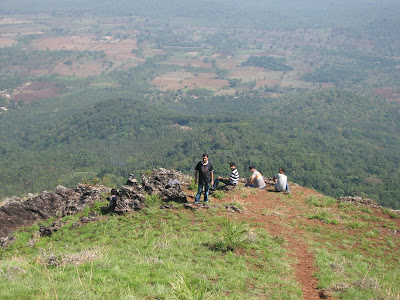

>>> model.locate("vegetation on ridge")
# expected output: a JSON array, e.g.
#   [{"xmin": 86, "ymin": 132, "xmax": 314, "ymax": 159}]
[{"xmin": 0, "ymin": 182, "xmax": 399, "ymax": 299}]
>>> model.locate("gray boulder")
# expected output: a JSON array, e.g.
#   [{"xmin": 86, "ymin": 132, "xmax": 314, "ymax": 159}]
[{"xmin": 141, "ymin": 168, "xmax": 190, "ymax": 203}]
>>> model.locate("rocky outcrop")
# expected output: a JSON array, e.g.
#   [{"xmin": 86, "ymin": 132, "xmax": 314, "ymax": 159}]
[
  {"xmin": 0, "ymin": 184, "xmax": 109, "ymax": 239},
  {"xmin": 117, "ymin": 174, "xmax": 146, "ymax": 213},
  {"xmin": 337, "ymin": 196, "xmax": 380, "ymax": 208},
  {"xmin": 141, "ymin": 168, "xmax": 190, "ymax": 203},
  {"xmin": 0, "ymin": 169, "xmax": 193, "ymax": 240}
]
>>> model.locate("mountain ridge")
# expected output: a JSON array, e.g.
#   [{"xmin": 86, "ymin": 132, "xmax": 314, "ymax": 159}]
[{"xmin": 1, "ymin": 168, "xmax": 399, "ymax": 299}]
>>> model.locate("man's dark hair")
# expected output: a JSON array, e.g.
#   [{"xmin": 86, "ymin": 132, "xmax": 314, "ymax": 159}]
[
  {"xmin": 111, "ymin": 188, "xmax": 118, "ymax": 195},
  {"xmin": 249, "ymin": 166, "xmax": 255, "ymax": 170},
  {"xmin": 202, "ymin": 153, "xmax": 208, "ymax": 157},
  {"xmin": 280, "ymin": 168, "xmax": 286, "ymax": 173},
  {"xmin": 230, "ymin": 162, "xmax": 236, "ymax": 167}
]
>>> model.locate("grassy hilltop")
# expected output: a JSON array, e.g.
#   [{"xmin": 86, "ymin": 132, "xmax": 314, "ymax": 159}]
[{"xmin": 1, "ymin": 180, "xmax": 399, "ymax": 299}]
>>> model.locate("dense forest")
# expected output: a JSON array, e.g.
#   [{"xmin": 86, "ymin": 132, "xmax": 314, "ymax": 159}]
[
  {"xmin": 0, "ymin": 0, "xmax": 399, "ymax": 209},
  {"xmin": 1, "ymin": 85, "xmax": 399, "ymax": 209}
]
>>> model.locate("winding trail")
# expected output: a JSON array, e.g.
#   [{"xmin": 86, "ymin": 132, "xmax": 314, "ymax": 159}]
[{"xmin": 215, "ymin": 184, "xmax": 328, "ymax": 300}]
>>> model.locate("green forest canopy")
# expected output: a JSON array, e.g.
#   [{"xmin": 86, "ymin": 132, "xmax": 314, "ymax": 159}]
[{"xmin": 1, "ymin": 87, "xmax": 399, "ymax": 209}]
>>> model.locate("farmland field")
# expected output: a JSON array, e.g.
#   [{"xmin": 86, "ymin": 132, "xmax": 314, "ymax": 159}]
[{"xmin": 2, "ymin": 12, "xmax": 398, "ymax": 103}]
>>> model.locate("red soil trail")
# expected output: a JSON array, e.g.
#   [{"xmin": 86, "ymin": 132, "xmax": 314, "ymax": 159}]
[{"xmin": 216, "ymin": 184, "xmax": 330, "ymax": 300}]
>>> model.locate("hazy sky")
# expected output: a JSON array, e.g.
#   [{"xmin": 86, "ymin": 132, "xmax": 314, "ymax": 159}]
[{"xmin": 1, "ymin": 0, "xmax": 399, "ymax": 13}]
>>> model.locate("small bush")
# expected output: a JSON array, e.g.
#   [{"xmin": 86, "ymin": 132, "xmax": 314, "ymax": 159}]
[
  {"xmin": 365, "ymin": 229, "xmax": 379, "ymax": 238},
  {"xmin": 188, "ymin": 179, "xmax": 197, "ymax": 191},
  {"xmin": 170, "ymin": 274, "xmax": 209, "ymax": 300},
  {"xmin": 213, "ymin": 219, "xmax": 250, "ymax": 251},
  {"xmin": 212, "ymin": 190, "xmax": 224, "ymax": 200},
  {"xmin": 383, "ymin": 208, "xmax": 399, "ymax": 219},
  {"xmin": 346, "ymin": 221, "xmax": 367, "ymax": 229},
  {"xmin": 307, "ymin": 211, "xmax": 339, "ymax": 224},
  {"xmin": 307, "ymin": 196, "xmax": 336, "ymax": 207},
  {"xmin": 145, "ymin": 194, "xmax": 163, "ymax": 208},
  {"xmin": 360, "ymin": 207, "xmax": 372, "ymax": 214}
]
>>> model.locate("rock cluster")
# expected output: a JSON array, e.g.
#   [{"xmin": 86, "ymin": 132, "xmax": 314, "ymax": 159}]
[
  {"xmin": 0, "ymin": 168, "xmax": 191, "ymax": 240},
  {"xmin": 337, "ymin": 196, "xmax": 380, "ymax": 208},
  {"xmin": 141, "ymin": 168, "xmax": 191, "ymax": 203},
  {"xmin": 0, "ymin": 184, "xmax": 108, "ymax": 239}
]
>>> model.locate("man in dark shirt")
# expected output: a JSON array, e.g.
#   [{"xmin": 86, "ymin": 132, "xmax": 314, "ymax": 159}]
[{"xmin": 194, "ymin": 153, "xmax": 214, "ymax": 203}]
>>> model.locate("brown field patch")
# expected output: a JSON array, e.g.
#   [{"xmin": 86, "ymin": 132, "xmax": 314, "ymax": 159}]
[
  {"xmin": 31, "ymin": 36, "xmax": 139, "ymax": 63},
  {"xmin": 215, "ymin": 57, "xmax": 243, "ymax": 70},
  {"xmin": 31, "ymin": 36, "xmax": 97, "ymax": 51},
  {"xmin": 372, "ymin": 87, "xmax": 400, "ymax": 103},
  {"xmin": 0, "ymin": 18, "xmax": 32, "ymax": 25},
  {"xmin": 0, "ymin": 24, "xmax": 41, "ymax": 35},
  {"xmin": 53, "ymin": 61, "xmax": 107, "ymax": 77},
  {"xmin": 189, "ymin": 58, "xmax": 212, "ymax": 69},
  {"xmin": 161, "ymin": 56, "xmax": 212, "ymax": 69},
  {"xmin": 31, "ymin": 36, "xmax": 142, "ymax": 76},
  {"xmin": 97, "ymin": 39, "xmax": 138, "ymax": 61},
  {"xmin": 12, "ymin": 82, "xmax": 59, "ymax": 103},
  {"xmin": 142, "ymin": 48, "xmax": 167, "ymax": 57},
  {"xmin": 0, "ymin": 37, "xmax": 15, "ymax": 47},
  {"xmin": 151, "ymin": 70, "xmax": 228, "ymax": 91}
]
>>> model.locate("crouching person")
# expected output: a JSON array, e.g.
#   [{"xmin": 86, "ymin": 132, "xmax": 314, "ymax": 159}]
[
  {"xmin": 101, "ymin": 188, "xmax": 119, "ymax": 214},
  {"xmin": 273, "ymin": 168, "xmax": 290, "ymax": 193}
]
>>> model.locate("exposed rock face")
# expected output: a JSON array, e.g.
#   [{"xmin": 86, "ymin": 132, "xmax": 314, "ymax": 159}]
[
  {"xmin": 0, "ymin": 184, "xmax": 108, "ymax": 239},
  {"xmin": 117, "ymin": 175, "xmax": 146, "ymax": 213},
  {"xmin": 0, "ymin": 168, "xmax": 193, "ymax": 240},
  {"xmin": 141, "ymin": 168, "xmax": 190, "ymax": 203},
  {"xmin": 337, "ymin": 196, "xmax": 380, "ymax": 208}
]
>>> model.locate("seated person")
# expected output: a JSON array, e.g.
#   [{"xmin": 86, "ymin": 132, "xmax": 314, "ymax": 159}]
[
  {"xmin": 212, "ymin": 162, "xmax": 239, "ymax": 190},
  {"xmin": 273, "ymin": 168, "xmax": 290, "ymax": 193},
  {"xmin": 245, "ymin": 166, "xmax": 266, "ymax": 189},
  {"xmin": 101, "ymin": 188, "xmax": 119, "ymax": 214}
]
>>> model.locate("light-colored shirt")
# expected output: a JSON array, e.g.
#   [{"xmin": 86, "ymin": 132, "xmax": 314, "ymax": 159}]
[
  {"xmin": 252, "ymin": 170, "xmax": 266, "ymax": 188},
  {"xmin": 274, "ymin": 173, "xmax": 288, "ymax": 191}
]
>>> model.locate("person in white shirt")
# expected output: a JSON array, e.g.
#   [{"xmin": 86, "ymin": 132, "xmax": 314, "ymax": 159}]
[
  {"xmin": 245, "ymin": 166, "xmax": 266, "ymax": 189},
  {"xmin": 212, "ymin": 162, "xmax": 239, "ymax": 190},
  {"xmin": 273, "ymin": 168, "xmax": 290, "ymax": 193}
]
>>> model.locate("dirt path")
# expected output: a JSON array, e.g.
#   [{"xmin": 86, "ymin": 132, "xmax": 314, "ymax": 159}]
[{"xmin": 216, "ymin": 184, "xmax": 328, "ymax": 300}]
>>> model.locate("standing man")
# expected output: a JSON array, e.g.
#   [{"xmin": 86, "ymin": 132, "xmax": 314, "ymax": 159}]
[
  {"xmin": 245, "ymin": 166, "xmax": 266, "ymax": 189},
  {"xmin": 212, "ymin": 162, "xmax": 239, "ymax": 190},
  {"xmin": 194, "ymin": 153, "xmax": 214, "ymax": 203},
  {"xmin": 273, "ymin": 167, "xmax": 290, "ymax": 193}
]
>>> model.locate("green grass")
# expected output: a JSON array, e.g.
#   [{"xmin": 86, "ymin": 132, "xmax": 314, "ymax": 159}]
[
  {"xmin": 0, "ymin": 203, "xmax": 301, "ymax": 299},
  {"xmin": 383, "ymin": 208, "xmax": 400, "ymax": 219},
  {"xmin": 314, "ymin": 247, "xmax": 400, "ymax": 300},
  {"xmin": 2, "ymin": 189, "xmax": 400, "ymax": 300},
  {"xmin": 306, "ymin": 196, "xmax": 337, "ymax": 208},
  {"xmin": 211, "ymin": 190, "xmax": 224, "ymax": 200},
  {"xmin": 306, "ymin": 210, "xmax": 339, "ymax": 225}
]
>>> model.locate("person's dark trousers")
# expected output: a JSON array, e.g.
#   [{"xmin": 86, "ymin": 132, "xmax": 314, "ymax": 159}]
[
  {"xmin": 213, "ymin": 178, "xmax": 232, "ymax": 190},
  {"xmin": 195, "ymin": 183, "xmax": 211, "ymax": 203}
]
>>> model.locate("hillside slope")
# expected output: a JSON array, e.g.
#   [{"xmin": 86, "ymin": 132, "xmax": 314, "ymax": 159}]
[
  {"xmin": 0, "ymin": 172, "xmax": 399, "ymax": 299},
  {"xmin": 209, "ymin": 184, "xmax": 400, "ymax": 299}
]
